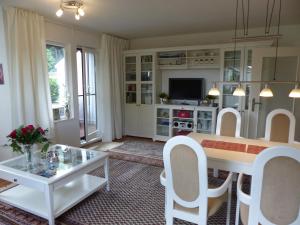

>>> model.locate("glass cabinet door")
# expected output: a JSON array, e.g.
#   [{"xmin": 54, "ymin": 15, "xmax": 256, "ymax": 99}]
[
  {"xmin": 222, "ymin": 50, "xmax": 242, "ymax": 109},
  {"xmin": 197, "ymin": 111, "xmax": 212, "ymax": 133},
  {"xmin": 141, "ymin": 83, "xmax": 152, "ymax": 104},
  {"xmin": 156, "ymin": 108, "xmax": 170, "ymax": 137},
  {"xmin": 125, "ymin": 56, "xmax": 137, "ymax": 104},
  {"xmin": 140, "ymin": 55, "xmax": 153, "ymax": 81},
  {"xmin": 126, "ymin": 83, "xmax": 136, "ymax": 104},
  {"xmin": 125, "ymin": 56, "xmax": 137, "ymax": 82},
  {"xmin": 140, "ymin": 55, "xmax": 153, "ymax": 105}
]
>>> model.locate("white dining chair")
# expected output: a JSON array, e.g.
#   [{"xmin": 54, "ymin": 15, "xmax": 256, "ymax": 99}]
[
  {"xmin": 214, "ymin": 108, "xmax": 241, "ymax": 177},
  {"xmin": 216, "ymin": 108, "xmax": 241, "ymax": 138},
  {"xmin": 264, "ymin": 108, "xmax": 296, "ymax": 143},
  {"xmin": 236, "ymin": 146, "xmax": 300, "ymax": 225},
  {"xmin": 160, "ymin": 136, "xmax": 233, "ymax": 225}
]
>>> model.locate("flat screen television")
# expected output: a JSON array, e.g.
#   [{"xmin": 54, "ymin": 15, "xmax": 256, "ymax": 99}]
[{"xmin": 169, "ymin": 78, "xmax": 204, "ymax": 100}]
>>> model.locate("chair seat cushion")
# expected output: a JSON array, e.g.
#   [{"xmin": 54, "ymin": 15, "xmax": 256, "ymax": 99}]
[{"xmin": 174, "ymin": 188, "xmax": 227, "ymax": 217}]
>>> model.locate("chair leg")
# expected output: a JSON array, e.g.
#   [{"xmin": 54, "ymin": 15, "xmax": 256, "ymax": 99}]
[
  {"xmin": 226, "ymin": 179, "xmax": 232, "ymax": 225},
  {"xmin": 233, "ymin": 173, "xmax": 238, "ymax": 182},
  {"xmin": 166, "ymin": 216, "xmax": 173, "ymax": 225},
  {"xmin": 213, "ymin": 168, "xmax": 219, "ymax": 177},
  {"xmin": 235, "ymin": 196, "xmax": 240, "ymax": 225}
]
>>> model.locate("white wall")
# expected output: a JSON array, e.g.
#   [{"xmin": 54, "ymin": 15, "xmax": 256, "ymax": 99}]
[
  {"xmin": 130, "ymin": 25, "xmax": 300, "ymax": 49},
  {"xmin": 45, "ymin": 21, "xmax": 101, "ymax": 147}
]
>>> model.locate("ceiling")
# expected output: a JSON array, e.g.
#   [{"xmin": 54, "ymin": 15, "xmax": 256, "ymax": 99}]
[{"xmin": 1, "ymin": 0, "xmax": 300, "ymax": 39}]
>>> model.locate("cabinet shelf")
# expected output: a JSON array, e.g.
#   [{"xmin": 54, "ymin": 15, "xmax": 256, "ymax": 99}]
[
  {"xmin": 157, "ymin": 124, "xmax": 169, "ymax": 127},
  {"xmin": 173, "ymin": 117, "xmax": 194, "ymax": 120},
  {"xmin": 154, "ymin": 105, "xmax": 217, "ymax": 141},
  {"xmin": 172, "ymin": 127, "xmax": 193, "ymax": 131},
  {"xmin": 197, "ymin": 129, "xmax": 211, "ymax": 133},
  {"xmin": 198, "ymin": 118, "xmax": 212, "ymax": 121}
]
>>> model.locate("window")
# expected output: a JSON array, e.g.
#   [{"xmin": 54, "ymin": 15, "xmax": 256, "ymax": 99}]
[{"xmin": 46, "ymin": 44, "xmax": 70, "ymax": 121}]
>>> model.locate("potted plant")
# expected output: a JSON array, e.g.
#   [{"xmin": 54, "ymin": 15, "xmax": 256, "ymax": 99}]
[
  {"xmin": 7, "ymin": 125, "xmax": 50, "ymax": 165},
  {"xmin": 159, "ymin": 92, "xmax": 169, "ymax": 104},
  {"xmin": 205, "ymin": 95, "xmax": 218, "ymax": 106}
]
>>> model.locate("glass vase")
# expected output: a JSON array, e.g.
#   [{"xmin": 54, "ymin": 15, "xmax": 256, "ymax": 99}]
[{"xmin": 23, "ymin": 144, "xmax": 33, "ymax": 165}]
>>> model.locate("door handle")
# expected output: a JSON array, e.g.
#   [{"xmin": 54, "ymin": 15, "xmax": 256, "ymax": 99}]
[{"xmin": 251, "ymin": 98, "xmax": 262, "ymax": 112}]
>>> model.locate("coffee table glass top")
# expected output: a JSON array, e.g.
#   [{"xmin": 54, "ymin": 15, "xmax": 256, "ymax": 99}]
[{"xmin": 1, "ymin": 145, "xmax": 101, "ymax": 179}]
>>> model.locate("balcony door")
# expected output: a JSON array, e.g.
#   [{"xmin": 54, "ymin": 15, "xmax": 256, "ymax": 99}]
[{"xmin": 76, "ymin": 48, "xmax": 98, "ymax": 144}]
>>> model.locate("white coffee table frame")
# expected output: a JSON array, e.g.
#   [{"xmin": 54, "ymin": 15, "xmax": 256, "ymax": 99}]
[{"xmin": 0, "ymin": 145, "xmax": 109, "ymax": 225}]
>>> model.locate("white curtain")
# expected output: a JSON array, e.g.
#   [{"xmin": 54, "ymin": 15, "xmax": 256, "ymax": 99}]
[
  {"xmin": 4, "ymin": 7, "xmax": 54, "ymax": 135},
  {"xmin": 97, "ymin": 34, "xmax": 129, "ymax": 142}
]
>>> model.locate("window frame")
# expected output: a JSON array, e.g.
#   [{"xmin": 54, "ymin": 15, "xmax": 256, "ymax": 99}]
[{"xmin": 46, "ymin": 41, "xmax": 73, "ymax": 122}]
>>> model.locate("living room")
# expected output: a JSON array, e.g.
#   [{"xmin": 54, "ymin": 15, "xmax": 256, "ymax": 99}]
[{"xmin": 0, "ymin": 0, "xmax": 300, "ymax": 224}]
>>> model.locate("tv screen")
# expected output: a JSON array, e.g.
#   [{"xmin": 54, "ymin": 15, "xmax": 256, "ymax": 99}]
[{"xmin": 169, "ymin": 78, "xmax": 204, "ymax": 100}]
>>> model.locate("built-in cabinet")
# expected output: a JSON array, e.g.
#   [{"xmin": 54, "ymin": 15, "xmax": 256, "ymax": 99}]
[
  {"xmin": 124, "ymin": 53, "xmax": 155, "ymax": 138},
  {"xmin": 154, "ymin": 104, "xmax": 217, "ymax": 141},
  {"xmin": 124, "ymin": 41, "xmax": 271, "ymax": 140}
]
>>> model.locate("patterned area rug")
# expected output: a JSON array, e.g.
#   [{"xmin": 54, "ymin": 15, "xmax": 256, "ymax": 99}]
[
  {"xmin": 88, "ymin": 141, "xmax": 124, "ymax": 151},
  {"xmin": 0, "ymin": 159, "xmax": 238, "ymax": 225},
  {"xmin": 109, "ymin": 138, "xmax": 164, "ymax": 167}
]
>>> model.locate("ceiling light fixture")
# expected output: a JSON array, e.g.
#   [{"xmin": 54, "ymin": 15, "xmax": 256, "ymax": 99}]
[
  {"xmin": 208, "ymin": 83, "xmax": 220, "ymax": 96},
  {"xmin": 259, "ymin": 84, "xmax": 274, "ymax": 97},
  {"xmin": 56, "ymin": 0, "xmax": 85, "ymax": 21},
  {"xmin": 233, "ymin": 84, "xmax": 246, "ymax": 96},
  {"xmin": 208, "ymin": 80, "xmax": 300, "ymax": 98},
  {"xmin": 289, "ymin": 84, "xmax": 300, "ymax": 98}
]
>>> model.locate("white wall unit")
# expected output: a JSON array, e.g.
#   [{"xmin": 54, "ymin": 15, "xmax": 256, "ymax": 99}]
[
  {"xmin": 124, "ymin": 53, "xmax": 156, "ymax": 138},
  {"xmin": 157, "ymin": 48, "xmax": 220, "ymax": 70},
  {"xmin": 154, "ymin": 104, "xmax": 217, "ymax": 141}
]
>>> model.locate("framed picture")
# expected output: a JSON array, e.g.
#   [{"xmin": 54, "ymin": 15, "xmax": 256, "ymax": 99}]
[{"xmin": 0, "ymin": 64, "xmax": 4, "ymax": 85}]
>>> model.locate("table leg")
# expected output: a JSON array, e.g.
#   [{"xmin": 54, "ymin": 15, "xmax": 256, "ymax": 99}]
[
  {"xmin": 104, "ymin": 157, "xmax": 110, "ymax": 191},
  {"xmin": 226, "ymin": 179, "xmax": 232, "ymax": 225},
  {"xmin": 45, "ymin": 185, "xmax": 55, "ymax": 225}
]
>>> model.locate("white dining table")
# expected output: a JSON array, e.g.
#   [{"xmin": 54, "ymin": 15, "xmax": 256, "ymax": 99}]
[{"xmin": 186, "ymin": 132, "xmax": 300, "ymax": 175}]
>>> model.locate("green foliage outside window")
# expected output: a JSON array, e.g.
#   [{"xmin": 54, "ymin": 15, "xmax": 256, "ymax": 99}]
[{"xmin": 49, "ymin": 78, "xmax": 59, "ymax": 103}]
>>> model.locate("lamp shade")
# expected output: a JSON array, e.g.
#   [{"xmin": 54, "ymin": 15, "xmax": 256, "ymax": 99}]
[
  {"xmin": 208, "ymin": 84, "xmax": 220, "ymax": 96},
  {"xmin": 233, "ymin": 85, "xmax": 246, "ymax": 96},
  {"xmin": 289, "ymin": 85, "xmax": 300, "ymax": 98},
  {"xmin": 259, "ymin": 84, "xmax": 273, "ymax": 97}
]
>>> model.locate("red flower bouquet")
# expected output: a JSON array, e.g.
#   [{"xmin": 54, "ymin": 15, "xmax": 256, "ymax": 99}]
[{"xmin": 7, "ymin": 125, "xmax": 50, "ymax": 153}]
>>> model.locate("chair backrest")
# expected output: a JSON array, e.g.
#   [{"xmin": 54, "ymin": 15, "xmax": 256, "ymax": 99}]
[
  {"xmin": 248, "ymin": 146, "xmax": 300, "ymax": 225},
  {"xmin": 163, "ymin": 136, "xmax": 209, "ymax": 221},
  {"xmin": 216, "ymin": 108, "xmax": 241, "ymax": 137},
  {"xmin": 265, "ymin": 109, "xmax": 296, "ymax": 143}
]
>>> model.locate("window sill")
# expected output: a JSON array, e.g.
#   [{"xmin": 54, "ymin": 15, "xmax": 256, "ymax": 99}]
[{"xmin": 53, "ymin": 118, "xmax": 74, "ymax": 124}]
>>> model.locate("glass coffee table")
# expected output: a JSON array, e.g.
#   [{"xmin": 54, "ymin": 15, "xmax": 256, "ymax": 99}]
[{"xmin": 0, "ymin": 145, "xmax": 109, "ymax": 225}]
